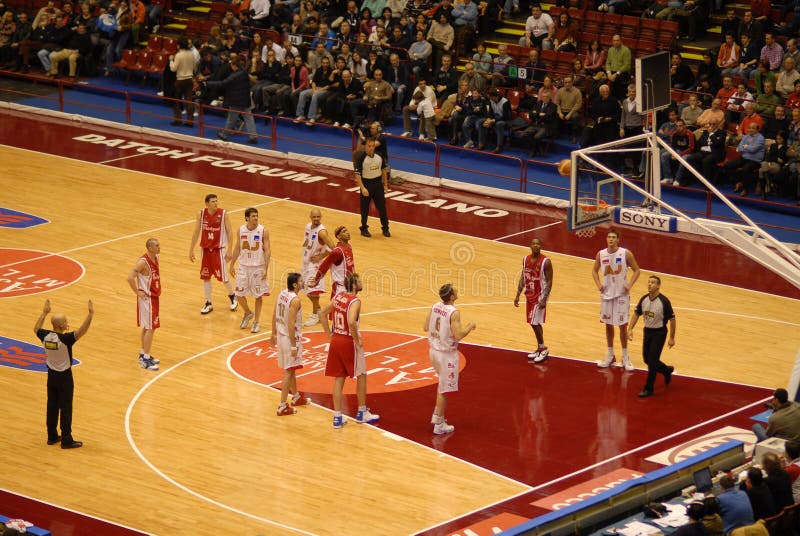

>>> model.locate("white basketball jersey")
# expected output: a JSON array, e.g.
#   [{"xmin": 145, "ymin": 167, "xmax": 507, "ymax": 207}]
[
  {"xmin": 599, "ymin": 247, "xmax": 629, "ymax": 299},
  {"xmin": 237, "ymin": 224, "xmax": 267, "ymax": 267},
  {"xmin": 428, "ymin": 301, "xmax": 457, "ymax": 352},
  {"xmin": 275, "ymin": 289, "xmax": 301, "ymax": 339},
  {"xmin": 302, "ymin": 223, "xmax": 328, "ymax": 266}
]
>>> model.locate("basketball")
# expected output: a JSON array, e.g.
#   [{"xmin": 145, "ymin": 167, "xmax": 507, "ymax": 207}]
[{"xmin": 558, "ymin": 159, "xmax": 572, "ymax": 176}]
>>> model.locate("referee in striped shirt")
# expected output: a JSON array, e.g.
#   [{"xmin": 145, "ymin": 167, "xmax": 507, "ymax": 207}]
[
  {"xmin": 629, "ymin": 275, "xmax": 676, "ymax": 398},
  {"xmin": 353, "ymin": 138, "xmax": 390, "ymax": 238}
]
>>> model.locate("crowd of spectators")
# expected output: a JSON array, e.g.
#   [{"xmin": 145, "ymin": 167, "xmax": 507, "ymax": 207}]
[{"xmin": 0, "ymin": 0, "xmax": 165, "ymax": 76}]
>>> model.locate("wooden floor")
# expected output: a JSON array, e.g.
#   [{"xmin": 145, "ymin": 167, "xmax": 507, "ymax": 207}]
[{"xmin": 1, "ymin": 145, "xmax": 799, "ymax": 535}]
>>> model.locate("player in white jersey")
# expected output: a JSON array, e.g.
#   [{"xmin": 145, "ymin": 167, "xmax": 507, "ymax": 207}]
[
  {"xmin": 228, "ymin": 208, "xmax": 271, "ymax": 333},
  {"xmin": 301, "ymin": 208, "xmax": 335, "ymax": 327},
  {"xmin": 423, "ymin": 283, "xmax": 476, "ymax": 435},
  {"xmin": 592, "ymin": 228, "xmax": 640, "ymax": 371},
  {"xmin": 271, "ymin": 272, "xmax": 311, "ymax": 416}
]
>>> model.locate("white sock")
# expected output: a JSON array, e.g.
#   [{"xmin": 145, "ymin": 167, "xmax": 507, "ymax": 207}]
[
  {"xmin": 334, "ymin": 411, "xmax": 342, "ymax": 418},
  {"xmin": 203, "ymin": 280, "xmax": 212, "ymax": 301},
  {"xmin": 358, "ymin": 405, "xmax": 367, "ymax": 412},
  {"xmin": 143, "ymin": 353, "xmax": 150, "ymax": 359},
  {"xmin": 607, "ymin": 348, "xmax": 614, "ymax": 358},
  {"xmin": 622, "ymin": 350, "xmax": 629, "ymax": 360},
  {"xmin": 224, "ymin": 280, "xmax": 234, "ymax": 295}
]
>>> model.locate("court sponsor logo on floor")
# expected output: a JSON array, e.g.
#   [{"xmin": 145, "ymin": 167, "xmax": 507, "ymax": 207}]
[
  {"xmin": 229, "ymin": 330, "xmax": 465, "ymax": 394},
  {"xmin": 0, "ymin": 336, "xmax": 80, "ymax": 372},
  {"xmin": 645, "ymin": 426, "xmax": 755, "ymax": 465},
  {"xmin": 531, "ymin": 468, "xmax": 645, "ymax": 510},
  {"xmin": 0, "ymin": 208, "xmax": 48, "ymax": 229},
  {"xmin": 0, "ymin": 248, "xmax": 84, "ymax": 298},
  {"xmin": 445, "ymin": 512, "xmax": 530, "ymax": 536}
]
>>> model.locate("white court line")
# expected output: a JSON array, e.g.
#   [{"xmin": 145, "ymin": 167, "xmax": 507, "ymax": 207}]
[
  {"xmin": 286, "ymin": 335, "xmax": 426, "ymax": 384},
  {"xmin": 124, "ymin": 334, "xmax": 319, "ymax": 536},
  {"xmin": 416, "ymin": 397, "xmax": 771, "ymax": 534},
  {"xmin": 98, "ymin": 153, "xmax": 148, "ymax": 164},
  {"xmin": 493, "ymin": 220, "xmax": 564, "ymax": 241},
  {"xmin": 224, "ymin": 330, "xmax": 536, "ymax": 491},
  {"xmin": 527, "ymin": 397, "xmax": 770, "ymax": 493},
  {"xmin": 0, "ymin": 200, "xmax": 286, "ymax": 272},
  {"xmin": 3, "ymin": 143, "xmax": 797, "ymax": 302},
  {"xmin": 1, "ymin": 144, "xmax": 791, "ymax": 532},
  {"xmin": 0, "ymin": 486, "xmax": 148, "ymax": 534}
]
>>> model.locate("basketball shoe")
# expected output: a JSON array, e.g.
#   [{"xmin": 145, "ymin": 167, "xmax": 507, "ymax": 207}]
[
  {"xmin": 228, "ymin": 294, "xmax": 238, "ymax": 311},
  {"xmin": 533, "ymin": 347, "xmax": 549, "ymax": 363},
  {"xmin": 239, "ymin": 312, "xmax": 254, "ymax": 329},
  {"xmin": 597, "ymin": 355, "xmax": 615, "ymax": 368},
  {"xmin": 292, "ymin": 392, "xmax": 310, "ymax": 406},
  {"xmin": 276, "ymin": 404, "xmax": 297, "ymax": 416},
  {"xmin": 620, "ymin": 356, "xmax": 635, "ymax": 371},
  {"xmin": 200, "ymin": 301, "xmax": 213, "ymax": 314},
  {"xmin": 356, "ymin": 408, "xmax": 380, "ymax": 424},
  {"xmin": 303, "ymin": 313, "xmax": 319, "ymax": 327},
  {"xmin": 138, "ymin": 352, "xmax": 160, "ymax": 364},
  {"xmin": 333, "ymin": 414, "xmax": 347, "ymax": 428},
  {"xmin": 433, "ymin": 421, "xmax": 455, "ymax": 435}
]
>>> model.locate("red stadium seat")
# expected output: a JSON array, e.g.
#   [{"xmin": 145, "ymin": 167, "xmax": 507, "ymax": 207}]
[
  {"xmin": 111, "ymin": 49, "xmax": 138, "ymax": 84},
  {"xmin": 620, "ymin": 16, "xmax": 640, "ymax": 38},
  {"xmin": 583, "ymin": 10, "xmax": 601, "ymax": 33},
  {"xmin": 146, "ymin": 34, "xmax": 163, "ymax": 53},
  {"xmin": 539, "ymin": 49, "xmax": 558, "ymax": 68},
  {"xmin": 639, "ymin": 18, "xmax": 659, "ymax": 41},
  {"xmin": 145, "ymin": 53, "xmax": 169, "ymax": 86},
  {"xmin": 506, "ymin": 88, "xmax": 523, "ymax": 110},
  {"xmin": 161, "ymin": 38, "xmax": 178, "ymax": 55},
  {"xmin": 637, "ymin": 39, "xmax": 657, "ymax": 55}
]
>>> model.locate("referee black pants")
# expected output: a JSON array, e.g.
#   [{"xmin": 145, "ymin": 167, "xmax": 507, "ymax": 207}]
[
  {"xmin": 47, "ymin": 367, "xmax": 74, "ymax": 443},
  {"xmin": 643, "ymin": 327, "xmax": 670, "ymax": 391},
  {"xmin": 359, "ymin": 177, "xmax": 389, "ymax": 232}
]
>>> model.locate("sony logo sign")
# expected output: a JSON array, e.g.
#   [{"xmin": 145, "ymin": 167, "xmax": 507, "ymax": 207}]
[{"xmin": 615, "ymin": 208, "xmax": 677, "ymax": 233}]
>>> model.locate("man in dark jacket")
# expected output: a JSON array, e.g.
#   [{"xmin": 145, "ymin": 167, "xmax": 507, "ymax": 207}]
[
  {"xmin": 203, "ymin": 55, "xmax": 258, "ymax": 144},
  {"xmin": 432, "ymin": 53, "xmax": 459, "ymax": 101},
  {"xmin": 47, "ymin": 22, "xmax": 92, "ymax": 78},
  {"xmin": 330, "ymin": 68, "xmax": 363, "ymax": 127},
  {"xmin": 522, "ymin": 90, "xmax": 557, "ymax": 156},
  {"xmin": 479, "ymin": 88, "xmax": 512, "ymax": 153},
  {"xmin": 675, "ymin": 118, "xmax": 726, "ymax": 186}
]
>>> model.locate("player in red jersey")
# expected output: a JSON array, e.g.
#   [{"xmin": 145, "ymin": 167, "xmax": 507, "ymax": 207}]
[
  {"xmin": 311, "ymin": 226, "xmax": 354, "ymax": 297},
  {"xmin": 189, "ymin": 194, "xmax": 237, "ymax": 315},
  {"xmin": 319, "ymin": 273, "xmax": 379, "ymax": 428},
  {"xmin": 514, "ymin": 237, "xmax": 554, "ymax": 363},
  {"xmin": 127, "ymin": 238, "xmax": 162, "ymax": 371}
]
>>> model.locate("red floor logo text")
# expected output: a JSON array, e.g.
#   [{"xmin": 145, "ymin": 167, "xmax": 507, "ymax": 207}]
[
  {"xmin": 0, "ymin": 249, "xmax": 84, "ymax": 298},
  {"xmin": 229, "ymin": 330, "xmax": 466, "ymax": 395}
]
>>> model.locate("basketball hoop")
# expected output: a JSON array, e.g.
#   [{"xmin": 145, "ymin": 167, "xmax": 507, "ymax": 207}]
[{"xmin": 574, "ymin": 197, "xmax": 610, "ymax": 238}]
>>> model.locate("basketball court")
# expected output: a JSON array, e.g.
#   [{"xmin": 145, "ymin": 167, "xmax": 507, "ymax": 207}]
[{"xmin": 1, "ymin": 105, "xmax": 799, "ymax": 535}]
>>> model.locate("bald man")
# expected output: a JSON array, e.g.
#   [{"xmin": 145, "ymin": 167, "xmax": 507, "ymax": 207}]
[
  {"xmin": 34, "ymin": 299, "xmax": 94, "ymax": 449},
  {"xmin": 301, "ymin": 208, "xmax": 336, "ymax": 326}
]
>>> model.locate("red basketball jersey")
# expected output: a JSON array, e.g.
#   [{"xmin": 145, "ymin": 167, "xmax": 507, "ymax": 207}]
[
  {"xmin": 331, "ymin": 292, "xmax": 359, "ymax": 337},
  {"xmin": 199, "ymin": 208, "xmax": 227, "ymax": 249},
  {"xmin": 522, "ymin": 253, "xmax": 547, "ymax": 301},
  {"xmin": 140, "ymin": 253, "xmax": 161, "ymax": 297}
]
